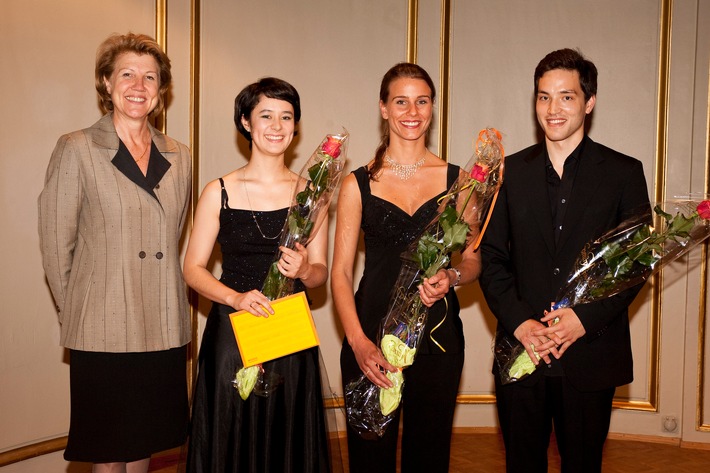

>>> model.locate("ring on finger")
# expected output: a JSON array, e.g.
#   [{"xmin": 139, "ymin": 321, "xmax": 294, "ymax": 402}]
[{"xmin": 365, "ymin": 369, "xmax": 372, "ymax": 376}]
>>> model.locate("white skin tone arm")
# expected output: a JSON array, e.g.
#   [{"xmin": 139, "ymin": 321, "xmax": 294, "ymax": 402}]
[{"xmin": 331, "ymin": 174, "xmax": 396, "ymax": 388}]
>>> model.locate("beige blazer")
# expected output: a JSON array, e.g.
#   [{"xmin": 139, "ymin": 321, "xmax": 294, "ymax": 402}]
[{"xmin": 38, "ymin": 114, "xmax": 192, "ymax": 352}]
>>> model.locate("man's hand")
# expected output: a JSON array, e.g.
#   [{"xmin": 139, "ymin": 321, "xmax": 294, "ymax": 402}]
[
  {"xmin": 513, "ymin": 319, "xmax": 559, "ymax": 365},
  {"xmin": 536, "ymin": 307, "xmax": 586, "ymax": 358}
]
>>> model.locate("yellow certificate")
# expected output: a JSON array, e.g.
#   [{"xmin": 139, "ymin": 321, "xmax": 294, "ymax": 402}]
[{"xmin": 229, "ymin": 291, "xmax": 320, "ymax": 367}]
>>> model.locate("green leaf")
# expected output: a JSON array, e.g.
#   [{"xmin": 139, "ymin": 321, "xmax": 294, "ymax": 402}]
[
  {"xmin": 654, "ymin": 205, "xmax": 673, "ymax": 222},
  {"xmin": 262, "ymin": 261, "xmax": 284, "ymax": 300},
  {"xmin": 442, "ymin": 221, "xmax": 469, "ymax": 252},
  {"xmin": 438, "ymin": 206, "xmax": 458, "ymax": 226},
  {"xmin": 424, "ymin": 254, "xmax": 450, "ymax": 278},
  {"xmin": 296, "ymin": 190, "xmax": 310, "ymax": 205},
  {"xmin": 415, "ymin": 233, "xmax": 442, "ymax": 271},
  {"xmin": 308, "ymin": 159, "xmax": 331, "ymax": 199},
  {"xmin": 636, "ymin": 252, "xmax": 660, "ymax": 266}
]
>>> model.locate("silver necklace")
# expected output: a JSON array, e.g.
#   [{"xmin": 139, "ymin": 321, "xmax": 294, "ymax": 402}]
[
  {"xmin": 384, "ymin": 153, "xmax": 426, "ymax": 181},
  {"xmin": 242, "ymin": 168, "xmax": 292, "ymax": 240}
]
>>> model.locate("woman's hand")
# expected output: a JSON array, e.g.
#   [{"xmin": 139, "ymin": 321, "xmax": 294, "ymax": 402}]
[
  {"xmin": 277, "ymin": 242, "xmax": 311, "ymax": 280},
  {"xmin": 418, "ymin": 268, "xmax": 452, "ymax": 307},
  {"xmin": 349, "ymin": 334, "xmax": 397, "ymax": 389},
  {"xmin": 227, "ymin": 289, "xmax": 274, "ymax": 317}
]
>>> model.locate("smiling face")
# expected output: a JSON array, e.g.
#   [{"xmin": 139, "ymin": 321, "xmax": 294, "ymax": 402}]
[
  {"xmin": 103, "ymin": 52, "xmax": 160, "ymax": 122},
  {"xmin": 380, "ymin": 77, "xmax": 434, "ymax": 143},
  {"xmin": 241, "ymin": 96, "xmax": 295, "ymax": 158},
  {"xmin": 535, "ymin": 68, "xmax": 596, "ymax": 149}
]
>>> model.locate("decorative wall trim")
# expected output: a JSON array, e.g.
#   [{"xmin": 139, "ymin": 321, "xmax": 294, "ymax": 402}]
[
  {"xmin": 634, "ymin": 0, "xmax": 673, "ymax": 413},
  {"xmin": 188, "ymin": 0, "xmax": 201, "ymax": 397},
  {"xmin": 406, "ymin": 0, "xmax": 418, "ymax": 64},
  {"xmin": 155, "ymin": 0, "xmax": 167, "ymax": 133},
  {"xmin": 698, "ymin": 21, "xmax": 710, "ymax": 431},
  {"xmin": 456, "ymin": 394, "xmax": 496, "ymax": 404},
  {"xmin": 698, "ymin": 245, "xmax": 709, "ymax": 431},
  {"xmin": 437, "ymin": 0, "xmax": 451, "ymax": 160}
]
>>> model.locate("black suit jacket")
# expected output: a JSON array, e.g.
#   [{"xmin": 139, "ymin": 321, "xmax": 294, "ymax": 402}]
[{"xmin": 480, "ymin": 136, "xmax": 650, "ymax": 391}]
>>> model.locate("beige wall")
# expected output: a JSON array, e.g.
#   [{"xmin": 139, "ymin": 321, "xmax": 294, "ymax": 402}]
[{"xmin": 2, "ymin": 0, "xmax": 709, "ymax": 470}]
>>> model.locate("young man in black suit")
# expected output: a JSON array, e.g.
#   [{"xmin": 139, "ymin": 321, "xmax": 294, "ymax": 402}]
[{"xmin": 480, "ymin": 48, "xmax": 650, "ymax": 472}]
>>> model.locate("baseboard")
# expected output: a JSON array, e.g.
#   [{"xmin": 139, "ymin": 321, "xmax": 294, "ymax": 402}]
[
  {"xmin": 606, "ymin": 432, "xmax": 680, "ymax": 446},
  {"xmin": 680, "ymin": 440, "xmax": 710, "ymax": 450},
  {"xmin": 0, "ymin": 437, "xmax": 67, "ymax": 468}
]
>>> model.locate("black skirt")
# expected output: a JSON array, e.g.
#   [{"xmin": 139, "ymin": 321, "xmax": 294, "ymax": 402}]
[{"xmin": 64, "ymin": 346, "xmax": 189, "ymax": 463}]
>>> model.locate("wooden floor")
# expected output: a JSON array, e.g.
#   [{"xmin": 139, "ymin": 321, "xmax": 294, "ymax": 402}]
[{"xmin": 147, "ymin": 433, "xmax": 710, "ymax": 472}]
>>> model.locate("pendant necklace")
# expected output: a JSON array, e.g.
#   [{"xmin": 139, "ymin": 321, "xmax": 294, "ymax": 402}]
[
  {"xmin": 242, "ymin": 167, "xmax": 293, "ymax": 240},
  {"xmin": 131, "ymin": 135, "xmax": 151, "ymax": 163},
  {"xmin": 384, "ymin": 151, "xmax": 426, "ymax": 181}
]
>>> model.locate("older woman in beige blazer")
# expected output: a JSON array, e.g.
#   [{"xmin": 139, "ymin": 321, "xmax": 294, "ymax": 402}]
[{"xmin": 38, "ymin": 33, "xmax": 191, "ymax": 473}]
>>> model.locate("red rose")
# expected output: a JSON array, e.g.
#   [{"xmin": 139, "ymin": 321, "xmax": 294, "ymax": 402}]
[
  {"xmin": 321, "ymin": 136, "xmax": 342, "ymax": 158},
  {"xmin": 470, "ymin": 163, "xmax": 489, "ymax": 183},
  {"xmin": 697, "ymin": 200, "xmax": 710, "ymax": 220}
]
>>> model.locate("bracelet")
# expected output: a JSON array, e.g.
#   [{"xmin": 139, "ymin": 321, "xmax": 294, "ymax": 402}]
[{"xmin": 449, "ymin": 268, "xmax": 461, "ymax": 287}]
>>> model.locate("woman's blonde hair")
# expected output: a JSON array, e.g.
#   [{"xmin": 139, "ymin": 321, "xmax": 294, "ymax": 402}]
[{"xmin": 95, "ymin": 32, "xmax": 172, "ymax": 115}]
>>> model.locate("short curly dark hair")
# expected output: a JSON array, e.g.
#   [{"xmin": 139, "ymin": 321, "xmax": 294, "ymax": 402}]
[{"xmin": 95, "ymin": 32, "xmax": 172, "ymax": 115}]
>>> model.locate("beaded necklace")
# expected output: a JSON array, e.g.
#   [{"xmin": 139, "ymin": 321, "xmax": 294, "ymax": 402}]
[{"xmin": 384, "ymin": 153, "xmax": 426, "ymax": 181}]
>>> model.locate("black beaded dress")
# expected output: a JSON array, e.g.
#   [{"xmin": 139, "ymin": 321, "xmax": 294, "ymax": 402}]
[
  {"xmin": 340, "ymin": 165, "xmax": 465, "ymax": 473},
  {"xmin": 187, "ymin": 179, "xmax": 330, "ymax": 473}
]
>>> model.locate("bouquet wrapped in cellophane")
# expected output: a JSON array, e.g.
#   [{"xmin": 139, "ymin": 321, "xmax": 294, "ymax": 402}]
[
  {"xmin": 496, "ymin": 197, "xmax": 710, "ymax": 385},
  {"xmin": 345, "ymin": 128, "xmax": 505, "ymax": 438},
  {"xmin": 233, "ymin": 131, "xmax": 348, "ymax": 400}
]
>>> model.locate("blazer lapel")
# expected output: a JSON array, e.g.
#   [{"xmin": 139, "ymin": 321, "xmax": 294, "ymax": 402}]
[
  {"xmin": 556, "ymin": 137, "xmax": 604, "ymax": 253},
  {"xmin": 93, "ymin": 114, "xmax": 173, "ymax": 202}
]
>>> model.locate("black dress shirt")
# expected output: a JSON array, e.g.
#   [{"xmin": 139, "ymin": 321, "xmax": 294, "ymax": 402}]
[{"xmin": 542, "ymin": 139, "xmax": 585, "ymax": 375}]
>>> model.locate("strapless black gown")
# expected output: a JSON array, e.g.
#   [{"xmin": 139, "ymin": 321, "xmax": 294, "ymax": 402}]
[{"xmin": 187, "ymin": 180, "xmax": 330, "ymax": 472}]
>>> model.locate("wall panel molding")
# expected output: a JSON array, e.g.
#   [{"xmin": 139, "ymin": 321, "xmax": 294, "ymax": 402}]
[{"xmin": 697, "ymin": 35, "xmax": 710, "ymax": 431}]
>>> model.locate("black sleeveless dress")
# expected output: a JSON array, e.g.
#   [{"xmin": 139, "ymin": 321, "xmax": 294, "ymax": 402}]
[
  {"xmin": 187, "ymin": 179, "xmax": 330, "ymax": 473},
  {"xmin": 340, "ymin": 165, "xmax": 465, "ymax": 473}
]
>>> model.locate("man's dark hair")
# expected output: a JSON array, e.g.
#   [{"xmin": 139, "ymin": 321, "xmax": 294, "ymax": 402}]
[{"xmin": 534, "ymin": 48, "xmax": 597, "ymax": 101}]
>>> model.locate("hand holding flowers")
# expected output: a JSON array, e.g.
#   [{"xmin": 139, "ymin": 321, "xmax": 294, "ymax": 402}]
[
  {"xmin": 496, "ymin": 197, "xmax": 710, "ymax": 384},
  {"xmin": 262, "ymin": 132, "xmax": 348, "ymax": 300},
  {"xmin": 233, "ymin": 132, "xmax": 348, "ymax": 400}
]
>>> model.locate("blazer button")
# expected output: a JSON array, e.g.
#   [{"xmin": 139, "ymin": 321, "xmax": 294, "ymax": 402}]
[
  {"xmin": 155, "ymin": 184, "xmax": 160, "ymax": 189},
  {"xmin": 139, "ymin": 251, "xmax": 147, "ymax": 259},
  {"xmin": 552, "ymin": 267, "xmax": 560, "ymax": 276},
  {"xmin": 155, "ymin": 252, "xmax": 164, "ymax": 259}
]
